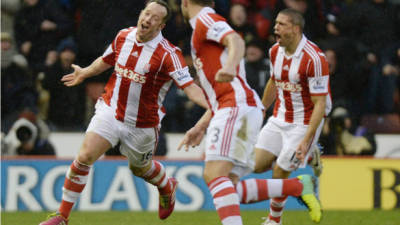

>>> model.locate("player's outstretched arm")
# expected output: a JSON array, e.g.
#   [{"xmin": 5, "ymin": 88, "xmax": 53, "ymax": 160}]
[
  {"xmin": 178, "ymin": 109, "xmax": 212, "ymax": 151},
  {"xmin": 183, "ymin": 83, "xmax": 209, "ymax": 109},
  {"xmin": 61, "ymin": 57, "xmax": 112, "ymax": 87}
]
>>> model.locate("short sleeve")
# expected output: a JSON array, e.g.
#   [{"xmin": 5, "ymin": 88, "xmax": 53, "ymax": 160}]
[
  {"xmin": 307, "ymin": 52, "xmax": 330, "ymax": 95},
  {"xmin": 206, "ymin": 20, "xmax": 234, "ymax": 43},
  {"xmin": 164, "ymin": 50, "xmax": 193, "ymax": 89},
  {"xmin": 268, "ymin": 48, "xmax": 274, "ymax": 80},
  {"xmin": 102, "ymin": 44, "xmax": 115, "ymax": 66}
]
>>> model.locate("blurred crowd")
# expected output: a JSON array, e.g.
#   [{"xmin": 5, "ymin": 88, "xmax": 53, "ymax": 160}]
[{"xmin": 1, "ymin": 0, "xmax": 400, "ymax": 156}]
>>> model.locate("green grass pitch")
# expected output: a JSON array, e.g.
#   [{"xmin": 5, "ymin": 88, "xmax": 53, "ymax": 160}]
[{"xmin": 2, "ymin": 210, "xmax": 399, "ymax": 225}]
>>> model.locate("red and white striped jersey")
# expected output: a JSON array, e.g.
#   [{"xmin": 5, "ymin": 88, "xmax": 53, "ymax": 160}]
[
  {"xmin": 269, "ymin": 35, "xmax": 332, "ymax": 125},
  {"xmin": 189, "ymin": 7, "xmax": 262, "ymax": 112},
  {"xmin": 101, "ymin": 27, "xmax": 193, "ymax": 128}
]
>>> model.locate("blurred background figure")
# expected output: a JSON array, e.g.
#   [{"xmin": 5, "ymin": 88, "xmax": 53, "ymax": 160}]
[
  {"xmin": 2, "ymin": 111, "xmax": 54, "ymax": 156},
  {"xmin": 42, "ymin": 37, "xmax": 85, "ymax": 131},
  {"xmin": 320, "ymin": 107, "xmax": 376, "ymax": 156},
  {"xmin": 228, "ymin": 3, "xmax": 257, "ymax": 44},
  {"xmin": 244, "ymin": 40, "xmax": 270, "ymax": 99},
  {"xmin": 14, "ymin": 0, "xmax": 73, "ymax": 72},
  {"xmin": 1, "ymin": 32, "xmax": 38, "ymax": 132}
]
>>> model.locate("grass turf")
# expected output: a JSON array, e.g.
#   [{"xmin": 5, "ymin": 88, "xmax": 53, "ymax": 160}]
[{"xmin": 2, "ymin": 210, "xmax": 400, "ymax": 225}]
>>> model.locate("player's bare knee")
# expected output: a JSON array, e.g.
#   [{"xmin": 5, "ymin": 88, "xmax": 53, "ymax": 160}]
[
  {"xmin": 272, "ymin": 166, "xmax": 291, "ymax": 178},
  {"xmin": 253, "ymin": 164, "xmax": 267, "ymax": 173},
  {"xmin": 130, "ymin": 162, "xmax": 152, "ymax": 177},
  {"xmin": 203, "ymin": 171, "xmax": 213, "ymax": 184},
  {"xmin": 77, "ymin": 151, "xmax": 95, "ymax": 165}
]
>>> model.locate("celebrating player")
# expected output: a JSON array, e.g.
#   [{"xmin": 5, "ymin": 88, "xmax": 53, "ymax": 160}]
[
  {"xmin": 179, "ymin": 1, "xmax": 322, "ymax": 224},
  {"xmin": 39, "ymin": 1, "xmax": 208, "ymax": 225},
  {"xmin": 252, "ymin": 8, "xmax": 330, "ymax": 225}
]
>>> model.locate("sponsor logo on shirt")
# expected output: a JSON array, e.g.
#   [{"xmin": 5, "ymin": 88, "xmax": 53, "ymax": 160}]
[
  {"xmin": 275, "ymin": 80, "xmax": 302, "ymax": 92},
  {"xmin": 115, "ymin": 63, "xmax": 146, "ymax": 84}
]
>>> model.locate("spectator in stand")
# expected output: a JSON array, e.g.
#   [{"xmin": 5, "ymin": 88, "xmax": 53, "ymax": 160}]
[
  {"xmin": 14, "ymin": 0, "xmax": 73, "ymax": 72},
  {"xmin": 244, "ymin": 40, "xmax": 270, "ymax": 98},
  {"xmin": 332, "ymin": 0, "xmax": 400, "ymax": 115},
  {"xmin": 228, "ymin": 3, "xmax": 258, "ymax": 44},
  {"xmin": 1, "ymin": 0, "xmax": 21, "ymax": 52},
  {"xmin": 379, "ymin": 43, "xmax": 400, "ymax": 113},
  {"xmin": 1, "ymin": 32, "xmax": 38, "ymax": 132},
  {"xmin": 75, "ymin": 0, "xmax": 146, "ymax": 125},
  {"xmin": 273, "ymin": 0, "xmax": 325, "ymax": 41},
  {"xmin": 42, "ymin": 37, "xmax": 85, "ymax": 131},
  {"xmin": 162, "ymin": 85, "xmax": 188, "ymax": 132},
  {"xmin": 324, "ymin": 48, "xmax": 351, "ymax": 108}
]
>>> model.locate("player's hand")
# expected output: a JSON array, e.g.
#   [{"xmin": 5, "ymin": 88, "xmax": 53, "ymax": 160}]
[
  {"xmin": 215, "ymin": 67, "xmax": 235, "ymax": 82},
  {"xmin": 61, "ymin": 64, "xmax": 86, "ymax": 87},
  {"xmin": 178, "ymin": 126, "xmax": 206, "ymax": 151},
  {"xmin": 296, "ymin": 140, "xmax": 309, "ymax": 164}
]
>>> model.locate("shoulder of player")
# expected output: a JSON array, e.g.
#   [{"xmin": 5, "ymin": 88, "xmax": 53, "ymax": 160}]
[
  {"xmin": 119, "ymin": 26, "xmax": 136, "ymax": 34},
  {"xmin": 269, "ymin": 43, "xmax": 279, "ymax": 60},
  {"xmin": 303, "ymin": 41, "xmax": 326, "ymax": 62},
  {"xmin": 113, "ymin": 26, "xmax": 136, "ymax": 41},
  {"xmin": 197, "ymin": 12, "xmax": 226, "ymax": 28},
  {"xmin": 158, "ymin": 38, "xmax": 182, "ymax": 56}
]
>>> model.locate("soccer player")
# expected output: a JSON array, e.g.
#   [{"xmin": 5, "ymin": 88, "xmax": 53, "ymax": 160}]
[
  {"xmin": 179, "ymin": 1, "xmax": 322, "ymax": 225},
  {"xmin": 249, "ymin": 8, "xmax": 331, "ymax": 225},
  {"xmin": 39, "ymin": 1, "xmax": 208, "ymax": 225}
]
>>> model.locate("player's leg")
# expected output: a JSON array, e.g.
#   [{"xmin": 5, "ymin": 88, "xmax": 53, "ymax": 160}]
[
  {"xmin": 120, "ymin": 126, "xmax": 177, "ymax": 220},
  {"xmin": 264, "ymin": 165, "xmax": 291, "ymax": 225},
  {"xmin": 130, "ymin": 160, "xmax": 177, "ymax": 220},
  {"xmin": 39, "ymin": 105, "xmax": 118, "ymax": 225},
  {"xmin": 204, "ymin": 160, "xmax": 243, "ymax": 225},
  {"xmin": 203, "ymin": 107, "xmax": 261, "ymax": 225},
  {"xmin": 253, "ymin": 119, "xmax": 283, "ymax": 174},
  {"xmin": 254, "ymin": 148, "xmax": 277, "ymax": 173},
  {"xmin": 266, "ymin": 122, "xmax": 318, "ymax": 225},
  {"xmin": 39, "ymin": 132, "xmax": 114, "ymax": 225}
]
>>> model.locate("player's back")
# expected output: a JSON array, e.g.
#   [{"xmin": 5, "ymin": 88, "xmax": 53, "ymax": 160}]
[{"xmin": 189, "ymin": 7, "xmax": 262, "ymax": 112}]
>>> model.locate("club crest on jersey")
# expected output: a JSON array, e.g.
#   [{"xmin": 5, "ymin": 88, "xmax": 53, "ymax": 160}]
[{"xmin": 131, "ymin": 51, "xmax": 139, "ymax": 57}]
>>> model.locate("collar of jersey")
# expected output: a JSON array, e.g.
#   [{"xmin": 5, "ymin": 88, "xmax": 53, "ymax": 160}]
[
  {"xmin": 279, "ymin": 34, "xmax": 307, "ymax": 59},
  {"xmin": 133, "ymin": 28, "xmax": 163, "ymax": 49}
]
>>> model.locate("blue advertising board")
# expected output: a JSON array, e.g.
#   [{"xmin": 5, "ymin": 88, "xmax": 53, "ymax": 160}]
[{"xmin": 1, "ymin": 158, "xmax": 314, "ymax": 211}]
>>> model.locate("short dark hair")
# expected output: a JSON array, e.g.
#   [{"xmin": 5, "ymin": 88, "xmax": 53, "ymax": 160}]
[
  {"xmin": 279, "ymin": 8, "xmax": 305, "ymax": 30},
  {"xmin": 146, "ymin": 0, "xmax": 171, "ymax": 23},
  {"xmin": 190, "ymin": 0, "xmax": 214, "ymax": 6}
]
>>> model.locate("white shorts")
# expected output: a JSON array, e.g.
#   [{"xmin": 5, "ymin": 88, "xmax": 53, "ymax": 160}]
[
  {"xmin": 86, "ymin": 99, "xmax": 158, "ymax": 167},
  {"xmin": 255, "ymin": 116, "xmax": 324, "ymax": 171},
  {"xmin": 205, "ymin": 106, "xmax": 263, "ymax": 178}
]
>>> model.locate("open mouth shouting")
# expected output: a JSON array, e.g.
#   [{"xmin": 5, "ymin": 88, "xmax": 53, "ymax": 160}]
[
  {"xmin": 274, "ymin": 32, "xmax": 281, "ymax": 43},
  {"xmin": 141, "ymin": 23, "xmax": 150, "ymax": 32}
]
